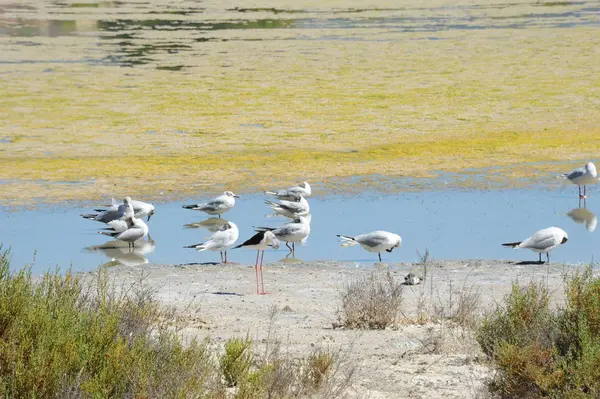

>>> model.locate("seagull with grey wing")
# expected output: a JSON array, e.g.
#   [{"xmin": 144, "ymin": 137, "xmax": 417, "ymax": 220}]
[
  {"xmin": 264, "ymin": 194, "xmax": 310, "ymax": 219},
  {"xmin": 562, "ymin": 162, "xmax": 597, "ymax": 199},
  {"xmin": 254, "ymin": 216, "xmax": 310, "ymax": 258},
  {"xmin": 337, "ymin": 230, "xmax": 402, "ymax": 262},
  {"xmin": 184, "ymin": 221, "xmax": 239, "ymax": 263},
  {"xmin": 82, "ymin": 197, "xmax": 134, "ymax": 224},
  {"xmin": 99, "ymin": 215, "xmax": 149, "ymax": 249},
  {"xmin": 182, "ymin": 191, "xmax": 238, "ymax": 218},
  {"xmin": 502, "ymin": 226, "xmax": 568, "ymax": 264},
  {"xmin": 265, "ymin": 181, "xmax": 312, "ymax": 201},
  {"xmin": 94, "ymin": 198, "xmax": 156, "ymax": 221}
]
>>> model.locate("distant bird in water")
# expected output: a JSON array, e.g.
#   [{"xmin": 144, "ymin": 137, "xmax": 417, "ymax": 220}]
[
  {"xmin": 337, "ymin": 231, "xmax": 402, "ymax": 262},
  {"xmin": 184, "ymin": 221, "xmax": 239, "ymax": 263},
  {"xmin": 254, "ymin": 216, "xmax": 311, "ymax": 258},
  {"xmin": 94, "ymin": 198, "xmax": 155, "ymax": 222},
  {"xmin": 182, "ymin": 191, "xmax": 238, "ymax": 218},
  {"xmin": 502, "ymin": 226, "xmax": 568, "ymax": 264},
  {"xmin": 264, "ymin": 194, "xmax": 310, "ymax": 219},
  {"xmin": 265, "ymin": 181, "xmax": 312, "ymax": 201},
  {"xmin": 562, "ymin": 162, "xmax": 597, "ymax": 199},
  {"xmin": 234, "ymin": 231, "xmax": 280, "ymax": 295},
  {"xmin": 99, "ymin": 216, "xmax": 149, "ymax": 249}
]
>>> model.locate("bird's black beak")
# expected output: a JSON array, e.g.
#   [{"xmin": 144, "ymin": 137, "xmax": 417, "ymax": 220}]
[
  {"xmin": 562, "ymin": 237, "xmax": 568, "ymax": 244},
  {"xmin": 147, "ymin": 212, "xmax": 154, "ymax": 222},
  {"xmin": 234, "ymin": 195, "xmax": 240, "ymax": 198}
]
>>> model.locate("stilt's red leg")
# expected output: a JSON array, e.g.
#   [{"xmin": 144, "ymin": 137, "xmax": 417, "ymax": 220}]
[
  {"xmin": 255, "ymin": 251, "xmax": 260, "ymax": 294},
  {"xmin": 260, "ymin": 250, "xmax": 267, "ymax": 294}
]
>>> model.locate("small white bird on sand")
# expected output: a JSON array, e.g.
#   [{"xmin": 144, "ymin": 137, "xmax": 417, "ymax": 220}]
[
  {"xmin": 234, "ymin": 231, "xmax": 280, "ymax": 295},
  {"xmin": 265, "ymin": 181, "xmax": 312, "ymax": 200},
  {"xmin": 82, "ymin": 197, "xmax": 134, "ymax": 224},
  {"xmin": 337, "ymin": 231, "xmax": 402, "ymax": 262},
  {"xmin": 99, "ymin": 216, "xmax": 149, "ymax": 249},
  {"xmin": 264, "ymin": 195, "xmax": 310, "ymax": 219},
  {"xmin": 93, "ymin": 197, "xmax": 155, "ymax": 221},
  {"xmin": 502, "ymin": 226, "xmax": 568, "ymax": 264},
  {"xmin": 182, "ymin": 191, "xmax": 238, "ymax": 218},
  {"xmin": 562, "ymin": 162, "xmax": 597, "ymax": 199},
  {"xmin": 184, "ymin": 221, "xmax": 239, "ymax": 263},
  {"xmin": 254, "ymin": 216, "xmax": 311, "ymax": 258}
]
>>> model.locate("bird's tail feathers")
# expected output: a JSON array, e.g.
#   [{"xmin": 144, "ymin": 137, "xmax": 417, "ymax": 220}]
[
  {"xmin": 264, "ymin": 199, "xmax": 279, "ymax": 208},
  {"xmin": 99, "ymin": 231, "xmax": 119, "ymax": 238},
  {"xmin": 81, "ymin": 214, "xmax": 98, "ymax": 220},
  {"xmin": 184, "ymin": 243, "xmax": 206, "ymax": 251},
  {"xmin": 182, "ymin": 204, "xmax": 197, "ymax": 210},
  {"xmin": 94, "ymin": 208, "xmax": 107, "ymax": 213},
  {"xmin": 254, "ymin": 226, "xmax": 275, "ymax": 232},
  {"xmin": 502, "ymin": 241, "xmax": 522, "ymax": 248},
  {"xmin": 337, "ymin": 235, "xmax": 357, "ymax": 247},
  {"xmin": 264, "ymin": 191, "xmax": 277, "ymax": 196}
]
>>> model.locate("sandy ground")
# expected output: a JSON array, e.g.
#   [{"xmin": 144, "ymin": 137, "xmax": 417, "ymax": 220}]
[{"xmin": 88, "ymin": 258, "xmax": 586, "ymax": 398}]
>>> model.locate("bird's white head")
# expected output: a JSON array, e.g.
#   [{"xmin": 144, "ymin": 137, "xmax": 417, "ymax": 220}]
[
  {"xmin": 224, "ymin": 191, "xmax": 240, "ymax": 198},
  {"xmin": 394, "ymin": 234, "xmax": 403, "ymax": 248},
  {"xmin": 124, "ymin": 196, "xmax": 132, "ymax": 205},
  {"xmin": 301, "ymin": 181, "xmax": 311, "ymax": 195},
  {"xmin": 586, "ymin": 162, "xmax": 598, "ymax": 177},
  {"xmin": 560, "ymin": 230, "xmax": 569, "ymax": 244},
  {"xmin": 264, "ymin": 231, "xmax": 280, "ymax": 249},
  {"xmin": 296, "ymin": 216, "xmax": 310, "ymax": 225}
]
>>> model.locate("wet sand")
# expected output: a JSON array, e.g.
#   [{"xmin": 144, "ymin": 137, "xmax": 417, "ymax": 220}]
[{"xmin": 90, "ymin": 258, "xmax": 585, "ymax": 398}]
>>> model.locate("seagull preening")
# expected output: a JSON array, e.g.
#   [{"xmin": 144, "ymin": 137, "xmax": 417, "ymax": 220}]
[
  {"xmin": 99, "ymin": 216, "xmax": 149, "ymax": 249},
  {"xmin": 265, "ymin": 181, "xmax": 312, "ymax": 201},
  {"xmin": 182, "ymin": 191, "xmax": 238, "ymax": 218},
  {"xmin": 254, "ymin": 216, "xmax": 311, "ymax": 258},
  {"xmin": 82, "ymin": 197, "xmax": 134, "ymax": 224},
  {"xmin": 264, "ymin": 195, "xmax": 310, "ymax": 219},
  {"xmin": 184, "ymin": 221, "xmax": 239, "ymax": 263},
  {"xmin": 502, "ymin": 226, "xmax": 568, "ymax": 264},
  {"xmin": 234, "ymin": 231, "xmax": 280, "ymax": 295},
  {"xmin": 337, "ymin": 231, "xmax": 402, "ymax": 262},
  {"xmin": 563, "ymin": 162, "xmax": 597, "ymax": 199},
  {"xmin": 93, "ymin": 197, "xmax": 155, "ymax": 222}
]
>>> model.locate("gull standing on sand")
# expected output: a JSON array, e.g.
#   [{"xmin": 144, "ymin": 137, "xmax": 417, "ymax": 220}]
[
  {"xmin": 182, "ymin": 191, "xmax": 238, "ymax": 218},
  {"xmin": 184, "ymin": 221, "xmax": 239, "ymax": 263},
  {"xmin": 264, "ymin": 194, "xmax": 310, "ymax": 219},
  {"xmin": 82, "ymin": 197, "xmax": 134, "ymax": 224},
  {"xmin": 254, "ymin": 216, "xmax": 311, "ymax": 258},
  {"xmin": 99, "ymin": 216, "xmax": 149, "ymax": 249},
  {"xmin": 265, "ymin": 181, "xmax": 312, "ymax": 200},
  {"xmin": 234, "ymin": 231, "xmax": 280, "ymax": 295},
  {"xmin": 92, "ymin": 197, "xmax": 155, "ymax": 221},
  {"xmin": 337, "ymin": 231, "xmax": 402, "ymax": 262},
  {"xmin": 562, "ymin": 162, "xmax": 597, "ymax": 199},
  {"xmin": 502, "ymin": 226, "xmax": 568, "ymax": 264}
]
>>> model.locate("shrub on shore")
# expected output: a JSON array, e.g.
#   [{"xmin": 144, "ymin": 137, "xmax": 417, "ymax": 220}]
[
  {"xmin": 0, "ymin": 249, "xmax": 350, "ymax": 398},
  {"xmin": 477, "ymin": 269, "xmax": 600, "ymax": 398}
]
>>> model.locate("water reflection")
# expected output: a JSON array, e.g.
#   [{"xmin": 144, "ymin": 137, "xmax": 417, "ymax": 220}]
[
  {"xmin": 184, "ymin": 217, "xmax": 229, "ymax": 232},
  {"xmin": 84, "ymin": 235, "xmax": 156, "ymax": 267},
  {"xmin": 567, "ymin": 201, "xmax": 597, "ymax": 232}
]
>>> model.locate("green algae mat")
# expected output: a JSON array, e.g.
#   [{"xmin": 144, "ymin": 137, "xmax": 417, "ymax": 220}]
[{"xmin": 0, "ymin": 0, "xmax": 599, "ymax": 203}]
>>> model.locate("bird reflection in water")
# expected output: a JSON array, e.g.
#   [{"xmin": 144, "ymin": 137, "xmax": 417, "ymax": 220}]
[
  {"xmin": 84, "ymin": 235, "xmax": 156, "ymax": 267},
  {"xmin": 567, "ymin": 199, "xmax": 597, "ymax": 233},
  {"xmin": 183, "ymin": 217, "xmax": 229, "ymax": 232}
]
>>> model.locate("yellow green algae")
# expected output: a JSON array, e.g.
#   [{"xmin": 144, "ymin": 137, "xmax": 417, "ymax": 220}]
[{"xmin": 0, "ymin": 0, "xmax": 599, "ymax": 204}]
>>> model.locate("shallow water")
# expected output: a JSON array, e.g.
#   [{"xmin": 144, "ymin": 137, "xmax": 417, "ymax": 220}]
[{"xmin": 1, "ymin": 188, "xmax": 598, "ymax": 273}]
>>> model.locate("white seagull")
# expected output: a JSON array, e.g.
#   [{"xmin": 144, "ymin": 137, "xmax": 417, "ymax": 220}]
[
  {"xmin": 265, "ymin": 181, "xmax": 312, "ymax": 200},
  {"xmin": 184, "ymin": 221, "xmax": 239, "ymax": 263},
  {"xmin": 337, "ymin": 231, "xmax": 402, "ymax": 262},
  {"xmin": 99, "ymin": 216, "xmax": 149, "ymax": 249},
  {"xmin": 82, "ymin": 197, "xmax": 134, "ymax": 224},
  {"xmin": 93, "ymin": 198, "xmax": 155, "ymax": 221},
  {"xmin": 502, "ymin": 226, "xmax": 568, "ymax": 263},
  {"xmin": 264, "ymin": 194, "xmax": 310, "ymax": 219},
  {"xmin": 234, "ymin": 231, "xmax": 280, "ymax": 295},
  {"xmin": 254, "ymin": 216, "xmax": 311, "ymax": 258},
  {"xmin": 563, "ymin": 162, "xmax": 597, "ymax": 199},
  {"xmin": 182, "ymin": 191, "xmax": 238, "ymax": 218}
]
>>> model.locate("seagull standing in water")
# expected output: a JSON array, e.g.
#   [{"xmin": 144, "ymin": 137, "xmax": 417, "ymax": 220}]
[
  {"xmin": 265, "ymin": 181, "xmax": 312, "ymax": 200},
  {"xmin": 182, "ymin": 191, "xmax": 238, "ymax": 218},
  {"xmin": 99, "ymin": 216, "xmax": 149, "ymax": 250},
  {"xmin": 563, "ymin": 162, "xmax": 597, "ymax": 199},
  {"xmin": 184, "ymin": 221, "xmax": 239, "ymax": 263},
  {"xmin": 234, "ymin": 231, "xmax": 280, "ymax": 295},
  {"xmin": 254, "ymin": 216, "xmax": 311, "ymax": 258},
  {"xmin": 337, "ymin": 231, "xmax": 402, "ymax": 262},
  {"xmin": 94, "ymin": 198, "xmax": 156, "ymax": 221},
  {"xmin": 502, "ymin": 227, "xmax": 568, "ymax": 264},
  {"xmin": 264, "ymin": 194, "xmax": 310, "ymax": 219},
  {"xmin": 82, "ymin": 197, "xmax": 134, "ymax": 224}
]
